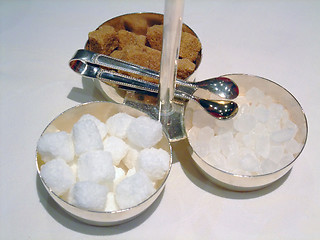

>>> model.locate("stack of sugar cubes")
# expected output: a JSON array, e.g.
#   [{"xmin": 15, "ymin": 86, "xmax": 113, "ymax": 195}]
[
  {"xmin": 187, "ymin": 87, "xmax": 303, "ymax": 175},
  {"xmin": 37, "ymin": 112, "xmax": 170, "ymax": 211}
]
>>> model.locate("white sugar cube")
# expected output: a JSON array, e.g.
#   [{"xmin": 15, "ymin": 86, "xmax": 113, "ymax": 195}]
[
  {"xmin": 115, "ymin": 171, "xmax": 155, "ymax": 209},
  {"xmin": 103, "ymin": 136, "xmax": 129, "ymax": 165},
  {"xmin": 77, "ymin": 150, "xmax": 115, "ymax": 184},
  {"xmin": 113, "ymin": 166, "xmax": 126, "ymax": 191},
  {"xmin": 78, "ymin": 114, "xmax": 108, "ymax": 139},
  {"xmin": 127, "ymin": 116, "xmax": 163, "ymax": 149},
  {"xmin": 72, "ymin": 118, "xmax": 103, "ymax": 156},
  {"xmin": 106, "ymin": 113, "xmax": 134, "ymax": 139},
  {"xmin": 136, "ymin": 148, "xmax": 170, "ymax": 181},
  {"xmin": 40, "ymin": 158, "xmax": 75, "ymax": 196},
  {"xmin": 105, "ymin": 192, "xmax": 118, "ymax": 212},
  {"xmin": 37, "ymin": 131, "xmax": 74, "ymax": 163},
  {"xmin": 123, "ymin": 147, "xmax": 139, "ymax": 169},
  {"xmin": 69, "ymin": 181, "xmax": 108, "ymax": 211},
  {"xmin": 126, "ymin": 168, "xmax": 136, "ymax": 177}
]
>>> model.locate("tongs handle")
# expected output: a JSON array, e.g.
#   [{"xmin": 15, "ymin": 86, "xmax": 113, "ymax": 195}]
[{"xmin": 69, "ymin": 58, "xmax": 159, "ymax": 94}]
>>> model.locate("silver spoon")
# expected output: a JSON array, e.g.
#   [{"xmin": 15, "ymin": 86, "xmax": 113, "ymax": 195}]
[
  {"xmin": 69, "ymin": 59, "xmax": 238, "ymax": 119},
  {"xmin": 71, "ymin": 49, "xmax": 239, "ymax": 99}
]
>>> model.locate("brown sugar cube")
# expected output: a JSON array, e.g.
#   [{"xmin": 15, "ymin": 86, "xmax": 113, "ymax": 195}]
[
  {"xmin": 110, "ymin": 45, "xmax": 161, "ymax": 84},
  {"xmin": 117, "ymin": 30, "xmax": 146, "ymax": 50},
  {"xmin": 146, "ymin": 25, "xmax": 163, "ymax": 51},
  {"xmin": 147, "ymin": 25, "xmax": 201, "ymax": 63},
  {"xmin": 177, "ymin": 58, "xmax": 196, "ymax": 79},
  {"xmin": 179, "ymin": 31, "xmax": 201, "ymax": 62},
  {"xmin": 122, "ymin": 15, "xmax": 149, "ymax": 35},
  {"xmin": 88, "ymin": 25, "xmax": 119, "ymax": 55}
]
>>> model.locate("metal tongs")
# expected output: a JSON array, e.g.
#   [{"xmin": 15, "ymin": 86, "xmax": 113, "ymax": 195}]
[{"xmin": 69, "ymin": 49, "xmax": 239, "ymax": 119}]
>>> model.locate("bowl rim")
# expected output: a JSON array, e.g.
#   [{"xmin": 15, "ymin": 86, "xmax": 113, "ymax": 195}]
[
  {"xmin": 36, "ymin": 101, "xmax": 173, "ymax": 215},
  {"xmin": 189, "ymin": 73, "xmax": 308, "ymax": 179}
]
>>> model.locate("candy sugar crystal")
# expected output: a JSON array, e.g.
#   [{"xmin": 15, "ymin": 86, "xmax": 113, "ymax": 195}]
[
  {"xmin": 37, "ymin": 131, "xmax": 74, "ymax": 163},
  {"xmin": 40, "ymin": 158, "xmax": 75, "ymax": 196},
  {"xmin": 188, "ymin": 87, "xmax": 303, "ymax": 175}
]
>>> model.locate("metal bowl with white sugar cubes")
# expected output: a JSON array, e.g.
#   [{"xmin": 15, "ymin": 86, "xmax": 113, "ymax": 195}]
[
  {"xmin": 184, "ymin": 74, "xmax": 308, "ymax": 191},
  {"xmin": 36, "ymin": 101, "xmax": 172, "ymax": 226}
]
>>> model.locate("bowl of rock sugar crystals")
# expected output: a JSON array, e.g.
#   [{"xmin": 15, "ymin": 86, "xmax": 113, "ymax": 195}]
[
  {"xmin": 36, "ymin": 101, "xmax": 172, "ymax": 226},
  {"xmin": 184, "ymin": 74, "xmax": 308, "ymax": 191}
]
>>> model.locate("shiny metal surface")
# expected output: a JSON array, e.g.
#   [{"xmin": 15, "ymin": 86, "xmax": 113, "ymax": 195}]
[
  {"xmin": 36, "ymin": 101, "xmax": 172, "ymax": 226},
  {"xmin": 175, "ymin": 89, "xmax": 238, "ymax": 120},
  {"xmin": 69, "ymin": 55, "xmax": 238, "ymax": 121},
  {"xmin": 71, "ymin": 49, "xmax": 239, "ymax": 99},
  {"xmin": 184, "ymin": 74, "xmax": 308, "ymax": 191}
]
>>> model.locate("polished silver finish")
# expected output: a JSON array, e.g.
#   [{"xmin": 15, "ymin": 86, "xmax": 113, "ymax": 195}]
[
  {"xmin": 184, "ymin": 74, "xmax": 308, "ymax": 191},
  {"xmin": 69, "ymin": 54, "xmax": 238, "ymax": 120},
  {"xmin": 175, "ymin": 90, "xmax": 238, "ymax": 120},
  {"xmin": 71, "ymin": 49, "xmax": 239, "ymax": 99},
  {"xmin": 36, "ymin": 102, "xmax": 172, "ymax": 226}
]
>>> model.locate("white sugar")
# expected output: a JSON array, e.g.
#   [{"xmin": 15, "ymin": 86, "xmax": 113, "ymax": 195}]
[
  {"xmin": 69, "ymin": 181, "xmax": 108, "ymax": 211},
  {"xmin": 271, "ymin": 128, "xmax": 296, "ymax": 143},
  {"xmin": 122, "ymin": 147, "xmax": 139, "ymax": 169},
  {"xmin": 40, "ymin": 158, "xmax": 75, "ymax": 196},
  {"xmin": 136, "ymin": 148, "xmax": 170, "ymax": 181},
  {"xmin": 72, "ymin": 118, "xmax": 103, "ymax": 156},
  {"xmin": 39, "ymin": 112, "xmax": 170, "ymax": 211},
  {"xmin": 188, "ymin": 86, "xmax": 302, "ymax": 175},
  {"xmin": 103, "ymin": 136, "xmax": 129, "ymax": 166},
  {"xmin": 106, "ymin": 112, "xmax": 134, "ymax": 139},
  {"xmin": 127, "ymin": 116, "xmax": 163, "ymax": 148},
  {"xmin": 77, "ymin": 150, "xmax": 115, "ymax": 184},
  {"xmin": 37, "ymin": 131, "xmax": 74, "ymax": 163},
  {"xmin": 233, "ymin": 114, "xmax": 256, "ymax": 133},
  {"xmin": 78, "ymin": 114, "xmax": 107, "ymax": 139},
  {"xmin": 115, "ymin": 171, "xmax": 155, "ymax": 209},
  {"xmin": 105, "ymin": 192, "xmax": 118, "ymax": 212}
]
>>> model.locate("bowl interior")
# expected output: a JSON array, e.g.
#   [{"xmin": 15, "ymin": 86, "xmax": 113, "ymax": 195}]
[
  {"xmin": 36, "ymin": 101, "xmax": 172, "ymax": 226},
  {"xmin": 184, "ymin": 74, "xmax": 307, "ymax": 190}
]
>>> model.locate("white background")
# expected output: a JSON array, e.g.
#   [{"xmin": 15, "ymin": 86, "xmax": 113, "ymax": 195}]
[{"xmin": 1, "ymin": 0, "xmax": 319, "ymax": 239}]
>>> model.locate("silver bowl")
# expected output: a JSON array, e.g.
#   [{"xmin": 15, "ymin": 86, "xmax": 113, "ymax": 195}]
[
  {"xmin": 36, "ymin": 101, "xmax": 172, "ymax": 226},
  {"xmin": 184, "ymin": 74, "xmax": 308, "ymax": 191},
  {"xmin": 86, "ymin": 12, "xmax": 202, "ymax": 103}
]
